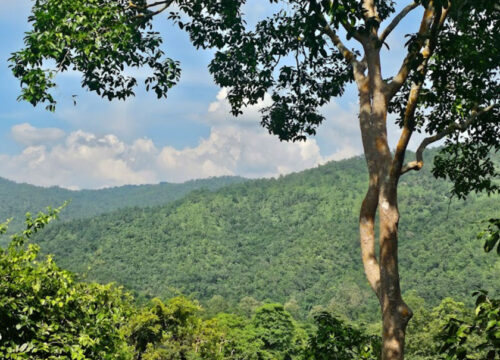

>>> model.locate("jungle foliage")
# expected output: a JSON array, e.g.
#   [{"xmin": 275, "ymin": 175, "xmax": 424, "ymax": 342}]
[
  {"xmin": 1, "ymin": 210, "xmax": 497, "ymax": 359},
  {"xmin": 0, "ymin": 176, "xmax": 245, "ymax": 236},
  {"xmin": 0, "ymin": 207, "xmax": 131, "ymax": 359},
  {"xmin": 28, "ymin": 153, "xmax": 499, "ymax": 322},
  {"xmin": 0, "ymin": 211, "xmax": 377, "ymax": 359}
]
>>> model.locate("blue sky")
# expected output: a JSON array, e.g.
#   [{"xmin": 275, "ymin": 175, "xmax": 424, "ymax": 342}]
[{"xmin": 0, "ymin": 0, "xmax": 425, "ymax": 189}]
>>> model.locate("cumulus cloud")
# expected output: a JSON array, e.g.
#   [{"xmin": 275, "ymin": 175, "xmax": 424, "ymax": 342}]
[
  {"xmin": 11, "ymin": 123, "xmax": 65, "ymax": 146},
  {"xmin": 206, "ymin": 88, "xmax": 365, "ymax": 162},
  {"xmin": 317, "ymin": 100, "xmax": 363, "ymax": 161},
  {"xmin": 157, "ymin": 125, "xmax": 323, "ymax": 182},
  {"xmin": 0, "ymin": 120, "xmax": 325, "ymax": 189},
  {"xmin": 0, "ymin": 89, "xmax": 376, "ymax": 189},
  {"xmin": 0, "ymin": 130, "xmax": 158, "ymax": 189},
  {"xmin": 317, "ymin": 94, "xmax": 429, "ymax": 160},
  {"xmin": 204, "ymin": 88, "xmax": 273, "ymax": 128}
]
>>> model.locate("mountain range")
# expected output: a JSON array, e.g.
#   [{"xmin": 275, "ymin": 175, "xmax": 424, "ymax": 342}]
[{"xmin": 2, "ymin": 151, "xmax": 493, "ymax": 322}]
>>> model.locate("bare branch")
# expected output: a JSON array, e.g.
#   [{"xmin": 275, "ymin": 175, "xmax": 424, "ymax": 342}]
[
  {"xmin": 144, "ymin": 1, "xmax": 170, "ymax": 8},
  {"xmin": 387, "ymin": 5, "xmax": 450, "ymax": 100},
  {"xmin": 389, "ymin": 6, "xmax": 449, "ymax": 179},
  {"xmin": 379, "ymin": 2, "xmax": 419, "ymax": 44},
  {"xmin": 401, "ymin": 104, "xmax": 497, "ymax": 175},
  {"xmin": 390, "ymin": 14, "xmax": 442, "ymax": 178},
  {"xmin": 313, "ymin": 9, "xmax": 360, "ymax": 65},
  {"xmin": 340, "ymin": 18, "xmax": 364, "ymax": 43},
  {"xmin": 132, "ymin": 0, "xmax": 174, "ymax": 18},
  {"xmin": 56, "ymin": 50, "xmax": 71, "ymax": 74},
  {"xmin": 314, "ymin": 8, "xmax": 366, "ymax": 82},
  {"xmin": 146, "ymin": 3, "xmax": 170, "ymax": 17},
  {"xmin": 128, "ymin": 1, "xmax": 169, "ymax": 9},
  {"xmin": 385, "ymin": 6, "xmax": 435, "ymax": 99},
  {"xmin": 321, "ymin": 23, "xmax": 358, "ymax": 65}
]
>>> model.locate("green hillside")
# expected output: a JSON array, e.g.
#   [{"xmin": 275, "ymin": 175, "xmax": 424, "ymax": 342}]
[
  {"xmin": 33, "ymin": 153, "xmax": 500, "ymax": 322},
  {"xmin": 0, "ymin": 176, "xmax": 246, "ymax": 233}
]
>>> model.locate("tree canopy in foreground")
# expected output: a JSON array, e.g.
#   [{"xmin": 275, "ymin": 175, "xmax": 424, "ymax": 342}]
[
  {"xmin": 1, "ymin": 208, "xmax": 498, "ymax": 359},
  {"xmin": 10, "ymin": 1, "xmax": 499, "ymax": 359}
]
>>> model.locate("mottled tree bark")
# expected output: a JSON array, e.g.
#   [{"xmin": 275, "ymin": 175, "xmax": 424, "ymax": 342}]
[
  {"xmin": 335, "ymin": 2, "xmax": 452, "ymax": 358},
  {"xmin": 356, "ymin": 84, "xmax": 413, "ymax": 359},
  {"xmin": 356, "ymin": 75, "xmax": 413, "ymax": 359}
]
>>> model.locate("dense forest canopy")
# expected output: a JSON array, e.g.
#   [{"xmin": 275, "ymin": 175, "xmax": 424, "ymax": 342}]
[
  {"xmin": 1, "ymin": 192, "xmax": 498, "ymax": 359},
  {"xmin": 30, "ymin": 153, "xmax": 500, "ymax": 321},
  {"xmin": 0, "ymin": 175, "xmax": 245, "ymax": 236}
]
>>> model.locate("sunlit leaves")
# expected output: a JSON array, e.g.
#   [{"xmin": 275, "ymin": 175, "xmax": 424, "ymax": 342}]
[
  {"xmin": 305, "ymin": 312, "xmax": 380, "ymax": 359},
  {"xmin": 9, "ymin": 0, "xmax": 181, "ymax": 110},
  {"xmin": 124, "ymin": 296, "xmax": 226, "ymax": 359},
  {"xmin": 478, "ymin": 218, "xmax": 500, "ymax": 256},
  {"xmin": 439, "ymin": 291, "xmax": 500, "ymax": 360},
  {"xmin": 252, "ymin": 304, "xmax": 296, "ymax": 354},
  {"xmin": 0, "ymin": 210, "xmax": 132, "ymax": 359}
]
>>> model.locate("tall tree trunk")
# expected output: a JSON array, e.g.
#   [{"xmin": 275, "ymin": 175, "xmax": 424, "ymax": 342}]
[
  {"xmin": 358, "ymin": 131, "xmax": 412, "ymax": 360},
  {"xmin": 356, "ymin": 58, "xmax": 412, "ymax": 358},
  {"xmin": 352, "ymin": 3, "xmax": 448, "ymax": 358},
  {"xmin": 378, "ymin": 183, "xmax": 412, "ymax": 360}
]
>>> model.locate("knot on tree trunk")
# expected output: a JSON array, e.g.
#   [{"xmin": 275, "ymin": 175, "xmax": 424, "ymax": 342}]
[{"xmin": 397, "ymin": 302, "xmax": 413, "ymax": 327}]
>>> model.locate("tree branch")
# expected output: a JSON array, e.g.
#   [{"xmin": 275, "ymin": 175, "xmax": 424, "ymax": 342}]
[
  {"xmin": 340, "ymin": 19, "xmax": 364, "ymax": 43},
  {"xmin": 313, "ymin": 8, "xmax": 359, "ymax": 65},
  {"xmin": 132, "ymin": 0, "xmax": 174, "ymax": 18},
  {"xmin": 314, "ymin": 8, "xmax": 366, "ymax": 81},
  {"xmin": 390, "ymin": 6, "xmax": 448, "ymax": 179},
  {"xmin": 401, "ymin": 104, "xmax": 497, "ymax": 175},
  {"xmin": 56, "ymin": 50, "xmax": 71, "ymax": 74},
  {"xmin": 147, "ymin": 3, "xmax": 170, "ymax": 17},
  {"xmin": 362, "ymin": 0, "xmax": 382, "ymax": 38},
  {"xmin": 321, "ymin": 22, "xmax": 358, "ymax": 65},
  {"xmin": 145, "ymin": 1, "xmax": 170, "ymax": 8},
  {"xmin": 387, "ymin": 4, "xmax": 450, "ymax": 100},
  {"xmin": 128, "ymin": 1, "xmax": 170, "ymax": 9},
  {"xmin": 379, "ymin": 2, "xmax": 419, "ymax": 44},
  {"xmin": 385, "ymin": 6, "xmax": 434, "ymax": 99}
]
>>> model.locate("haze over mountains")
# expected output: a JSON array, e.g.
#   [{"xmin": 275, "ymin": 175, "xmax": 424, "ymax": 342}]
[
  {"xmin": 0, "ymin": 152, "xmax": 494, "ymax": 322},
  {"xmin": 0, "ymin": 175, "xmax": 246, "ymax": 232}
]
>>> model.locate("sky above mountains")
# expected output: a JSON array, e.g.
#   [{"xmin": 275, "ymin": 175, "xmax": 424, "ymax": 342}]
[{"xmin": 0, "ymin": 0, "xmax": 426, "ymax": 189}]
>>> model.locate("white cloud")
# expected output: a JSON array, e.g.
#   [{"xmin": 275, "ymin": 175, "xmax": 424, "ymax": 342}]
[
  {"xmin": 11, "ymin": 123, "xmax": 65, "ymax": 146},
  {"xmin": 204, "ymin": 88, "xmax": 273, "ymax": 128},
  {"xmin": 1, "ymin": 87, "xmax": 400, "ymax": 189},
  {"xmin": 206, "ymin": 89, "xmax": 365, "ymax": 162},
  {"xmin": 317, "ymin": 95, "xmax": 430, "ymax": 161},
  {"xmin": 157, "ymin": 125, "xmax": 323, "ymax": 182},
  {"xmin": 1, "ymin": 86, "xmax": 433, "ymax": 190},
  {"xmin": 0, "ymin": 120, "xmax": 325, "ymax": 189},
  {"xmin": 315, "ymin": 99, "xmax": 364, "ymax": 160},
  {"xmin": 0, "ymin": 130, "xmax": 158, "ymax": 189}
]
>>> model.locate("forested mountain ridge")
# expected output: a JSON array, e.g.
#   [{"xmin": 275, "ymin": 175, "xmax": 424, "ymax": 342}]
[
  {"xmin": 0, "ymin": 175, "xmax": 246, "ymax": 233},
  {"xmin": 33, "ymin": 152, "xmax": 500, "ymax": 322}
]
